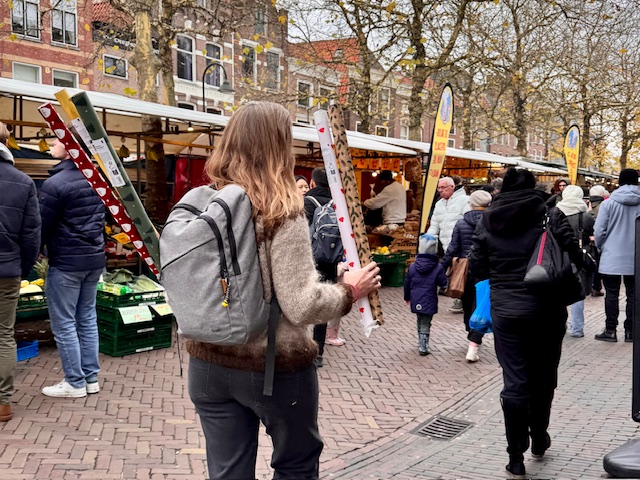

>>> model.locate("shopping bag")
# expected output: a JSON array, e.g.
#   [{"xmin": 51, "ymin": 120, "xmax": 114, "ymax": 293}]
[
  {"xmin": 469, "ymin": 279, "xmax": 492, "ymax": 334},
  {"xmin": 445, "ymin": 257, "xmax": 469, "ymax": 299}
]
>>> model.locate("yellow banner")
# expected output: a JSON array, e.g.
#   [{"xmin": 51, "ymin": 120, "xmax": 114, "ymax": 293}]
[
  {"xmin": 420, "ymin": 84, "xmax": 454, "ymax": 232},
  {"xmin": 564, "ymin": 125, "xmax": 580, "ymax": 186}
]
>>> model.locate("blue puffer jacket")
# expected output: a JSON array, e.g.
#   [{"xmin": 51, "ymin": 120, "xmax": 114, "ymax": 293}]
[
  {"xmin": 404, "ymin": 253, "xmax": 448, "ymax": 315},
  {"xmin": 39, "ymin": 159, "xmax": 106, "ymax": 271},
  {"xmin": 442, "ymin": 210, "xmax": 484, "ymax": 270},
  {"xmin": 0, "ymin": 146, "xmax": 41, "ymax": 278}
]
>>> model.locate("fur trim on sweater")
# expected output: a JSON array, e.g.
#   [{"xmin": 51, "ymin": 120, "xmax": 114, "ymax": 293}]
[{"xmin": 187, "ymin": 214, "xmax": 354, "ymax": 372}]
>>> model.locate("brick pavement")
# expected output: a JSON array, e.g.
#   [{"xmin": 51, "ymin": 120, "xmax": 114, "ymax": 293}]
[{"xmin": 0, "ymin": 288, "xmax": 637, "ymax": 479}]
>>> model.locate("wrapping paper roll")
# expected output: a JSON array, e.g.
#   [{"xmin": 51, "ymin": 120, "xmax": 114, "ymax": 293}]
[
  {"xmin": 313, "ymin": 110, "xmax": 378, "ymax": 336},
  {"xmin": 326, "ymin": 105, "xmax": 384, "ymax": 326}
]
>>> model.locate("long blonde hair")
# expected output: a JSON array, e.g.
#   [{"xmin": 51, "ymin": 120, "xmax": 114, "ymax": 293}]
[{"xmin": 205, "ymin": 102, "xmax": 302, "ymax": 233}]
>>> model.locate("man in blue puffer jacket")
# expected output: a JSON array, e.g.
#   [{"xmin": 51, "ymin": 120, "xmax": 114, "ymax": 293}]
[
  {"xmin": 39, "ymin": 137, "xmax": 105, "ymax": 398},
  {"xmin": 0, "ymin": 123, "xmax": 41, "ymax": 422},
  {"xmin": 404, "ymin": 234, "xmax": 448, "ymax": 355}
]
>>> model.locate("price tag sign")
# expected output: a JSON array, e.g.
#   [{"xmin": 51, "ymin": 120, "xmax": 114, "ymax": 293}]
[
  {"xmin": 151, "ymin": 303, "xmax": 173, "ymax": 317},
  {"xmin": 118, "ymin": 305, "xmax": 152, "ymax": 324},
  {"xmin": 92, "ymin": 138, "xmax": 126, "ymax": 187},
  {"xmin": 111, "ymin": 232, "xmax": 131, "ymax": 244}
]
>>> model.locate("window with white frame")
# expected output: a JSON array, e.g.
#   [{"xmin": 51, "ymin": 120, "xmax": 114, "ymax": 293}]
[
  {"xmin": 13, "ymin": 62, "xmax": 40, "ymax": 83},
  {"xmin": 178, "ymin": 102, "xmax": 195, "ymax": 110},
  {"xmin": 297, "ymin": 81, "xmax": 311, "ymax": 108},
  {"xmin": 450, "ymin": 125, "xmax": 456, "ymax": 135},
  {"xmin": 355, "ymin": 121, "xmax": 364, "ymax": 133},
  {"xmin": 400, "ymin": 125, "xmax": 409, "ymax": 140},
  {"xmin": 51, "ymin": 0, "xmax": 77, "ymax": 46},
  {"xmin": 207, "ymin": 107, "xmax": 223, "ymax": 115},
  {"xmin": 375, "ymin": 126, "xmax": 388, "ymax": 137},
  {"xmin": 241, "ymin": 45, "xmax": 255, "ymax": 84},
  {"xmin": 377, "ymin": 88, "xmax": 390, "ymax": 119},
  {"xmin": 176, "ymin": 35, "xmax": 194, "ymax": 81},
  {"xmin": 52, "ymin": 69, "xmax": 77, "ymax": 88},
  {"xmin": 318, "ymin": 86, "xmax": 331, "ymax": 110},
  {"xmin": 448, "ymin": 138, "xmax": 455, "ymax": 148},
  {"xmin": 103, "ymin": 55, "xmax": 127, "ymax": 78},
  {"xmin": 266, "ymin": 52, "xmax": 280, "ymax": 90},
  {"xmin": 12, "ymin": 0, "xmax": 40, "ymax": 39},
  {"xmin": 204, "ymin": 44, "xmax": 222, "ymax": 87},
  {"xmin": 255, "ymin": 7, "xmax": 266, "ymax": 35}
]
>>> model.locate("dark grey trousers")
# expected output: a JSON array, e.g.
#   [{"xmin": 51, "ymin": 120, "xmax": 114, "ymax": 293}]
[
  {"xmin": 0, "ymin": 277, "xmax": 20, "ymax": 405},
  {"xmin": 188, "ymin": 357, "xmax": 323, "ymax": 480}
]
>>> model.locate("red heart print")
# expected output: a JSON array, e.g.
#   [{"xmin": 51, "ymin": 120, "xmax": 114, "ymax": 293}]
[
  {"xmin": 349, "ymin": 262, "xmax": 354, "ymax": 267},
  {"xmin": 333, "ymin": 204, "xmax": 337, "ymax": 210},
  {"xmin": 339, "ymin": 217, "xmax": 344, "ymax": 222},
  {"xmin": 343, "ymin": 249, "xmax": 347, "ymax": 255},
  {"xmin": 350, "ymin": 233, "xmax": 354, "ymax": 238},
  {"xmin": 359, "ymin": 308, "xmax": 365, "ymax": 313},
  {"xmin": 319, "ymin": 127, "xmax": 325, "ymax": 133},
  {"xmin": 341, "ymin": 188, "xmax": 344, "ymax": 194}
]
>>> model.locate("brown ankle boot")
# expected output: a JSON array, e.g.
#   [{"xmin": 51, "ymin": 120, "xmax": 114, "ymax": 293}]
[{"xmin": 0, "ymin": 404, "xmax": 13, "ymax": 422}]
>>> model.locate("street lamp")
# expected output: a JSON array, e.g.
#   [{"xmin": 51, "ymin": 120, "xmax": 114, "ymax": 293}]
[{"xmin": 201, "ymin": 62, "xmax": 234, "ymax": 112}]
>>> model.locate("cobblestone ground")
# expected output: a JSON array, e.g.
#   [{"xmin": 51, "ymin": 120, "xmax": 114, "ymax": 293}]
[{"xmin": 0, "ymin": 287, "xmax": 637, "ymax": 479}]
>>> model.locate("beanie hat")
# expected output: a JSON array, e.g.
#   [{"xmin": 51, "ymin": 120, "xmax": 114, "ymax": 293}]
[
  {"xmin": 418, "ymin": 233, "xmax": 438, "ymax": 255},
  {"xmin": 469, "ymin": 190, "xmax": 492, "ymax": 208},
  {"xmin": 501, "ymin": 168, "xmax": 536, "ymax": 192},
  {"xmin": 589, "ymin": 185, "xmax": 606, "ymax": 197},
  {"xmin": 561, "ymin": 184, "xmax": 584, "ymax": 201},
  {"xmin": 619, "ymin": 168, "xmax": 638, "ymax": 186}
]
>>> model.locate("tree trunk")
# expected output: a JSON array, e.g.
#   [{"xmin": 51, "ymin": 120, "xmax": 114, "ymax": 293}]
[
  {"xmin": 514, "ymin": 90, "xmax": 528, "ymax": 156},
  {"xmin": 131, "ymin": 8, "xmax": 168, "ymax": 223},
  {"xmin": 620, "ymin": 117, "xmax": 630, "ymax": 171}
]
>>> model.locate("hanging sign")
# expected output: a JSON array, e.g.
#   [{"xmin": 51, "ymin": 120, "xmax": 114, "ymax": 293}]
[{"xmin": 564, "ymin": 125, "xmax": 580, "ymax": 186}]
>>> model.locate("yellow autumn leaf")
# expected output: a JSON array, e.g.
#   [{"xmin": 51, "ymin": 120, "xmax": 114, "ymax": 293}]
[
  {"xmin": 98, "ymin": 58, "xmax": 104, "ymax": 67},
  {"xmin": 386, "ymin": 1, "xmax": 396, "ymax": 12},
  {"xmin": 312, "ymin": 98, "xmax": 320, "ymax": 106},
  {"xmin": 420, "ymin": 37, "xmax": 426, "ymax": 44},
  {"xmin": 243, "ymin": 47, "xmax": 249, "ymax": 55},
  {"xmin": 8, "ymin": 33, "xmax": 18, "ymax": 41},
  {"xmin": 82, "ymin": 78, "xmax": 90, "ymax": 85},
  {"xmin": 202, "ymin": 49, "xmax": 207, "ymax": 55},
  {"xmin": 407, "ymin": 46, "xmax": 415, "ymax": 54},
  {"xmin": 7, "ymin": 0, "xmax": 13, "ymax": 8},
  {"xmin": 265, "ymin": 41, "xmax": 274, "ymax": 50},
  {"xmin": 493, "ymin": 0, "xmax": 500, "ymax": 3},
  {"xmin": 620, "ymin": 48, "xmax": 628, "ymax": 54},
  {"xmin": 84, "ymin": 24, "xmax": 90, "ymax": 31},
  {"xmin": 253, "ymin": 34, "xmax": 259, "ymax": 41},
  {"xmin": 0, "ymin": 22, "xmax": 5, "ymax": 29},
  {"xmin": 113, "ymin": 45, "xmax": 119, "ymax": 50},
  {"xmin": 124, "ymin": 87, "xmax": 137, "ymax": 96},
  {"xmin": 503, "ymin": 21, "xmax": 509, "ymax": 28},
  {"xmin": 255, "ymin": 44, "xmax": 264, "ymax": 54}
]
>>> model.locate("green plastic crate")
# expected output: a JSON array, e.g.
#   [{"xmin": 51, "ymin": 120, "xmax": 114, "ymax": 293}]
[
  {"xmin": 17, "ymin": 291, "xmax": 48, "ymax": 320},
  {"xmin": 380, "ymin": 261, "xmax": 407, "ymax": 287},
  {"xmin": 96, "ymin": 289, "xmax": 165, "ymax": 308},
  {"xmin": 97, "ymin": 306, "xmax": 174, "ymax": 336},
  {"xmin": 372, "ymin": 252, "xmax": 410, "ymax": 264},
  {"xmin": 99, "ymin": 326, "xmax": 172, "ymax": 357}
]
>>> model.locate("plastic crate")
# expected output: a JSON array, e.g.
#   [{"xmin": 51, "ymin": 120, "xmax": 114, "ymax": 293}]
[
  {"xmin": 97, "ymin": 306, "xmax": 174, "ymax": 336},
  {"xmin": 17, "ymin": 340, "xmax": 38, "ymax": 362},
  {"xmin": 372, "ymin": 252, "xmax": 410, "ymax": 264},
  {"xmin": 17, "ymin": 291, "xmax": 46, "ymax": 310},
  {"xmin": 96, "ymin": 289, "xmax": 165, "ymax": 308},
  {"xmin": 99, "ymin": 327, "xmax": 172, "ymax": 357}
]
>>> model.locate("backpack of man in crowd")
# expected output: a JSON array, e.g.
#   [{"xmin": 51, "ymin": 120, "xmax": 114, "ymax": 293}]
[
  {"xmin": 159, "ymin": 185, "xmax": 270, "ymax": 345},
  {"xmin": 308, "ymin": 196, "xmax": 343, "ymax": 264}
]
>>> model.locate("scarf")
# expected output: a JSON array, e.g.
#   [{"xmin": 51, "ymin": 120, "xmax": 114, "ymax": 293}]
[{"xmin": 557, "ymin": 185, "xmax": 587, "ymax": 216}]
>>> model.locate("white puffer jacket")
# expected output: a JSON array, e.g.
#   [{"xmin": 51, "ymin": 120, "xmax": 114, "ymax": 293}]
[{"xmin": 427, "ymin": 188, "xmax": 470, "ymax": 252}]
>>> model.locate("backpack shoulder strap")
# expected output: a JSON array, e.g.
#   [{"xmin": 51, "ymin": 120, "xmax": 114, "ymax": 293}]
[{"xmin": 306, "ymin": 196, "xmax": 322, "ymax": 209}]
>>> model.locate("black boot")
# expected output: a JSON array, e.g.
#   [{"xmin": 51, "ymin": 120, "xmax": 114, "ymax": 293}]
[
  {"xmin": 529, "ymin": 392, "xmax": 553, "ymax": 458},
  {"xmin": 625, "ymin": 330, "xmax": 633, "ymax": 343},
  {"xmin": 595, "ymin": 329, "xmax": 617, "ymax": 342},
  {"xmin": 502, "ymin": 398, "xmax": 530, "ymax": 477}
]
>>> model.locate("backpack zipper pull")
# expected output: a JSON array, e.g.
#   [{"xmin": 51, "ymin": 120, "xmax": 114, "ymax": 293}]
[{"xmin": 221, "ymin": 272, "xmax": 231, "ymax": 308}]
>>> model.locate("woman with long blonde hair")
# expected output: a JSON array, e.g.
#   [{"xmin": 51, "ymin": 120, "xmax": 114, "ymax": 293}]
[{"xmin": 186, "ymin": 102, "xmax": 380, "ymax": 480}]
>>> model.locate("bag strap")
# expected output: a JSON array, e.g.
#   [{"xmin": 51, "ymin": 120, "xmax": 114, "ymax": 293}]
[
  {"xmin": 577, "ymin": 212, "xmax": 584, "ymax": 249},
  {"xmin": 307, "ymin": 196, "xmax": 322, "ymax": 209},
  {"xmin": 263, "ymin": 297, "xmax": 280, "ymax": 396}
]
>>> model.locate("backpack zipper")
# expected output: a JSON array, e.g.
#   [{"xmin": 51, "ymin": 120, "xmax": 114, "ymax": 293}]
[
  {"xmin": 211, "ymin": 198, "xmax": 241, "ymax": 276},
  {"xmin": 199, "ymin": 214, "xmax": 231, "ymax": 306}
]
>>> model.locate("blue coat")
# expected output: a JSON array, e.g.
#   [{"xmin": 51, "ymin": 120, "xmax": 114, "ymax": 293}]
[
  {"xmin": 0, "ymin": 151, "xmax": 41, "ymax": 278},
  {"xmin": 39, "ymin": 159, "xmax": 106, "ymax": 272},
  {"xmin": 595, "ymin": 185, "xmax": 640, "ymax": 275},
  {"xmin": 404, "ymin": 253, "xmax": 448, "ymax": 315},
  {"xmin": 442, "ymin": 209, "xmax": 484, "ymax": 269}
]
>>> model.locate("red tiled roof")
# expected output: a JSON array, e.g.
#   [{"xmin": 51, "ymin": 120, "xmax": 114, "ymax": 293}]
[{"xmin": 92, "ymin": 1, "xmax": 131, "ymax": 28}]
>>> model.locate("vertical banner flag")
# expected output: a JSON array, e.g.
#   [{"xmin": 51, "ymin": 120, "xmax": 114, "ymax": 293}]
[
  {"xmin": 327, "ymin": 104, "xmax": 385, "ymax": 327},
  {"xmin": 564, "ymin": 125, "xmax": 580, "ymax": 186},
  {"xmin": 419, "ymin": 84, "xmax": 454, "ymax": 233},
  {"xmin": 313, "ymin": 110, "xmax": 378, "ymax": 336}
]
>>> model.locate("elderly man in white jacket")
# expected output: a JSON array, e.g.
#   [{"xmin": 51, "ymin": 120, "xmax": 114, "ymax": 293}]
[{"xmin": 427, "ymin": 177, "xmax": 470, "ymax": 311}]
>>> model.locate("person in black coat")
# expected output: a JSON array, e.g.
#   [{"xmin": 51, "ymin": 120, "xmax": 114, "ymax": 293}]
[
  {"xmin": 470, "ymin": 168, "xmax": 581, "ymax": 477},
  {"xmin": 442, "ymin": 190, "xmax": 492, "ymax": 363},
  {"xmin": 304, "ymin": 168, "xmax": 342, "ymax": 366},
  {"xmin": 0, "ymin": 123, "xmax": 41, "ymax": 422}
]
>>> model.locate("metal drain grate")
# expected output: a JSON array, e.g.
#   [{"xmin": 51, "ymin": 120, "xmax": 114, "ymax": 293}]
[{"xmin": 412, "ymin": 415, "xmax": 473, "ymax": 440}]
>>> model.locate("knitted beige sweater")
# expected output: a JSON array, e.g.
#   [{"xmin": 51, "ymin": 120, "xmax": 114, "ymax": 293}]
[{"xmin": 187, "ymin": 214, "xmax": 354, "ymax": 372}]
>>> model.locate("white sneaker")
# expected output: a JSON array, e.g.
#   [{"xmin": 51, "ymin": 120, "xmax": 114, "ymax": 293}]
[
  {"xmin": 42, "ymin": 380, "xmax": 87, "ymax": 398},
  {"xmin": 466, "ymin": 344, "xmax": 479, "ymax": 363},
  {"xmin": 448, "ymin": 299, "xmax": 464, "ymax": 314},
  {"xmin": 86, "ymin": 381, "xmax": 100, "ymax": 394}
]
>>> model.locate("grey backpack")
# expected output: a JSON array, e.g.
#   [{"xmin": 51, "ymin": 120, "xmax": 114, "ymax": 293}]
[{"xmin": 160, "ymin": 185, "xmax": 270, "ymax": 345}]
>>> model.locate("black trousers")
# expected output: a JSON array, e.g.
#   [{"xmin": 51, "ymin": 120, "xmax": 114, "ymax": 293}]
[
  {"xmin": 602, "ymin": 274, "xmax": 635, "ymax": 332},
  {"xmin": 189, "ymin": 357, "xmax": 323, "ymax": 480},
  {"xmin": 493, "ymin": 312, "xmax": 565, "ymax": 455}
]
